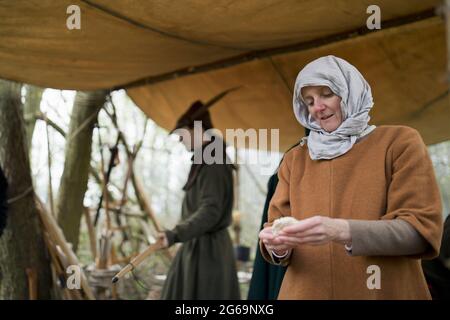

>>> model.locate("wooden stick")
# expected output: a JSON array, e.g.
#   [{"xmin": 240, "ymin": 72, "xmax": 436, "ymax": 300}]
[
  {"xmin": 108, "ymin": 226, "xmax": 129, "ymax": 233},
  {"xmin": 108, "ymin": 209, "xmax": 145, "ymax": 218},
  {"xmin": 110, "ymin": 244, "xmax": 117, "ymax": 266},
  {"xmin": 140, "ymin": 220, "xmax": 157, "ymax": 245},
  {"xmin": 32, "ymin": 111, "xmax": 67, "ymax": 137},
  {"xmin": 50, "ymin": 264, "xmax": 67, "ymax": 300},
  {"xmin": 112, "ymin": 252, "xmax": 138, "ymax": 265},
  {"xmin": 115, "ymin": 9, "xmax": 435, "ymax": 90},
  {"xmin": 132, "ymin": 173, "xmax": 175, "ymax": 263},
  {"xmin": 26, "ymin": 268, "xmax": 38, "ymax": 300},
  {"xmin": 446, "ymin": 0, "xmax": 450, "ymax": 83},
  {"xmin": 83, "ymin": 207, "xmax": 97, "ymax": 261},
  {"xmin": 132, "ymin": 173, "xmax": 162, "ymax": 232},
  {"xmin": 103, "ymin": 106, "xmax": 173, "ymax": 264},
  {"xmin": 102, "ymin": 106, "xmax": 162, "ymax": 233},
  {"xmin": 112, "ymin": 241, "xmax": 163, "ymax": 283},
  {"xmin": 96, "ymin": 229, "xmax": 112, "ymax": 270},
  {"xmin": 55, "ymin": 245, "xmax": 69, "ymax": 270},
  {"xmin": 44, "ymin": 116, "xmax": 55, "ymax": 217},
  {"xmin": 43, "ymin": 232, "xmax": 81, "ymax": 300},
  {"xmin": 115, "ymin": 155, "xmax": 133, "ymax": 241},
  {"xmin": 36, "ymin": 198, "xmax": 96, "ymax": 300},
  {"xmin": 94, "ymin": 135, "xmax": 120, "ymax": 227},
  {"xmin": 111, "ymin": 283, "xmax": 118, "ymax": 300}
]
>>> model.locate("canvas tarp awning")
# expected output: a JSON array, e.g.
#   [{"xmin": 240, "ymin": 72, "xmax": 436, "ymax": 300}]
[{"xmin": 0, "ymin": 0, "xmax": 448, "ymax": 150}]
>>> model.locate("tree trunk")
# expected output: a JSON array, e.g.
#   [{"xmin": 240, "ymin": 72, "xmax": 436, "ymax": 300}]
[
  {"xmin": 0, "ymin": 79, "xmax": 51, "ymax": 299},
  {"xmin": 56, "ymin": 90, "xmax": 107, "ymax": 252},
  {"xmin": 23, "ymin": 85, "xmax": 44, "ymax": 152}
]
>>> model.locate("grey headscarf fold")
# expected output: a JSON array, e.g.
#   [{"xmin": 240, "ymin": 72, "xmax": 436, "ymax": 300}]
[{"xmin": 293, "ymin": 55, "xmax": 376, "ymax": 160}]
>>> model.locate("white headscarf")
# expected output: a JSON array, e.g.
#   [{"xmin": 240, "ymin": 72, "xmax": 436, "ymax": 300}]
[{"xmin": 293, "ymin": 55, "xmax": 376, "ymax": 160}]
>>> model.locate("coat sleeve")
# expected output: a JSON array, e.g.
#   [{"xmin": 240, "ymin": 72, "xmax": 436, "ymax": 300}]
[
  {"xmin": 381, "ymin": 127, "xmax": 443, "ymax": 259},
  {"xmin": 165, "ymin": 164, "xmax": 231, "ymax": 245},
  {"xmin": 259, "ymin": 152, "xmax": 293, "ymax": 266},
  {"xmin": 348, "ymin": 218, "xmax": 429, "ymax": 256}
]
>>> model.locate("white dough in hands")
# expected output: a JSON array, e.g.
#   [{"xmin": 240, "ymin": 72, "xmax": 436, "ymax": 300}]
[{"xmin": 272, "ymin": 216, "xmax": 299, "ymax": 236}]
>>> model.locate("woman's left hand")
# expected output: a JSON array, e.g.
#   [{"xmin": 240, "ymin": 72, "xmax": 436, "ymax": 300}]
[
  {"xmin": 156, "ymin": 232, "xmax": 169, "ymax": 249},
  {"xmin": 278, "ymin": 216, "xmax": 352, "ymax": 246}
]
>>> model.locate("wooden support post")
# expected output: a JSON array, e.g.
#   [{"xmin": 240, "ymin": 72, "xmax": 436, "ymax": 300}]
[
  {"xmin": 446, "ymin": 0, "xmax": 450, "ymax": 83},
  {"xmin": 26, "ymin": 268, "xmax": 38, "ymax": 300},
  {"xmin": 44, "ymin": 114, "xmax": 55, "ymax": 217},
  {"xmin": 43, "ymin": 232, "xmax": 82, "ymax": 300},
  {"xmin": 84, "ymin": 207, "xmax": 97, "ymax": 261},
  {"xmin": 96, "ymin": 230, "xmax": 112, "ymax": 270},
  {"xmin": 36, "ymin": 198, "xmax": 96, "ymax": 300}
]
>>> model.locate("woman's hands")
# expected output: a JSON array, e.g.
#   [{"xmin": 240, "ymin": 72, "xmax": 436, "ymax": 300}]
[
  {"xmin": 259, "ymin": 216, "xmax": 352, "ymax": 254},
  {"xmin": 157, "ymin": 232, "xmax": 169, "ymax": 249},
  {"xmin": 259, "ymin": 226, "xmax": 293, "ymax": 256}
]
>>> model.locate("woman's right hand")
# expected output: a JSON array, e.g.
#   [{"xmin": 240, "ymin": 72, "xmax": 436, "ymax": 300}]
[
  {"xmin": 156, "ymin": 232, "xmax": 169, "ymax": 249},
  {"xmin": 259, "ymin": 226, "xmax": 293, "ymax": 255}
]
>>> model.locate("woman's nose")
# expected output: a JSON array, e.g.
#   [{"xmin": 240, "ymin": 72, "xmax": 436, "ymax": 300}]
[{"xmin": 312, "ymin": 100, "xmax": 326, "ymax": 112}]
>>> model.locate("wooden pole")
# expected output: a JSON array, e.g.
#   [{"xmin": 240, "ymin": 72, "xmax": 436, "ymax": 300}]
[
  {"xmin": 43, "ymin": 232, "xmax": 82, "ymax": 300},
  {"xmin": 114, "ymin": 9, "xmax": 436, "ymax": 90},
  {"xmin": 112, "ymin": 240, "xmax": 164, "ymax": 283},
  {"xmin": 94, "ymin": 131, "xmax": 117, "ymax": 228},
  {"xmin": 96, "ymin": 230, "xmax": 112, "ymax": 270},
  {"xmin": 119, "ymin": 156, "xmax": 133, "ymax": 211},
  {"xmin": 44, "ymin": 114, "xmax": 55, "ymax": 217},
  {"xmin": 446, "ymin": 0, "xmax": 450, "ymax": 83},
  {"xmin": 83, "ymin": 207, "xmax": 97, "ymax": 261},
  {"xmin": 25, "ymin": 268, "xmax": 38, "ymax": 300},
  {"xmin": 116, "ymin": 155, "xmax": 133, "ymax": 237},
  {"xmin": 36, "ymin": 198, "xmax": 96, "ymax": 300},
  {"xmin": 132, "ymin": 172, "xmax": 162, "ymax": 232}
]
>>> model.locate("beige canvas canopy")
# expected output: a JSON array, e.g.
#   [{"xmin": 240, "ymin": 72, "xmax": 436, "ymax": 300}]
[{"xmin": 0, "ymin": 0, "xmax": 448, "ymax": 150}]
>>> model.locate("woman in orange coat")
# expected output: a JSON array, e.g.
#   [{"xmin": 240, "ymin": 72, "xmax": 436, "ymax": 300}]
[{"xmin": 259, "ymin": 55, "xmax": 443, "ymax": 299}]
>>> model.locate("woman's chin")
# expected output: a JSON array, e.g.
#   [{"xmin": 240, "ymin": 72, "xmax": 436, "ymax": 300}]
[
  {"xmin": 319, "ymin": 119, "xmax": 342, "ymax": 133},
  {"xmin": 321, "ymin": 125, "xmax": 338, "ymax": 133}
]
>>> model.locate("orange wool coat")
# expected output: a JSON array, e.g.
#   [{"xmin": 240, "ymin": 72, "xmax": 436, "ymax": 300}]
[{"xmin": 261, "ymin": 125, "xmax": 443, "ymax": 299}]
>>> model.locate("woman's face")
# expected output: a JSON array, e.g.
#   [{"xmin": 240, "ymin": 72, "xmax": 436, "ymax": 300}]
[{"xmin": 301, "ymin": 85, "xmax": 343, "ymax": 133}]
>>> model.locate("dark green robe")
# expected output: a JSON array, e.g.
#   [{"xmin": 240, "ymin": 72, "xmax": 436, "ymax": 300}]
[
  {"xmin": 247, "ymin": 173, "xmax": 286, "ymax": 300},
  {"xmin": 422, "ymin": 215, "xmax": 450, "ymax": 299},
  {"xmin": 247, "ymin": 140, "xmax": 302, "ymax": 300},
  {"xmin": 161, "ymin": 162, "xmax": 241, "ymax": 300}
]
